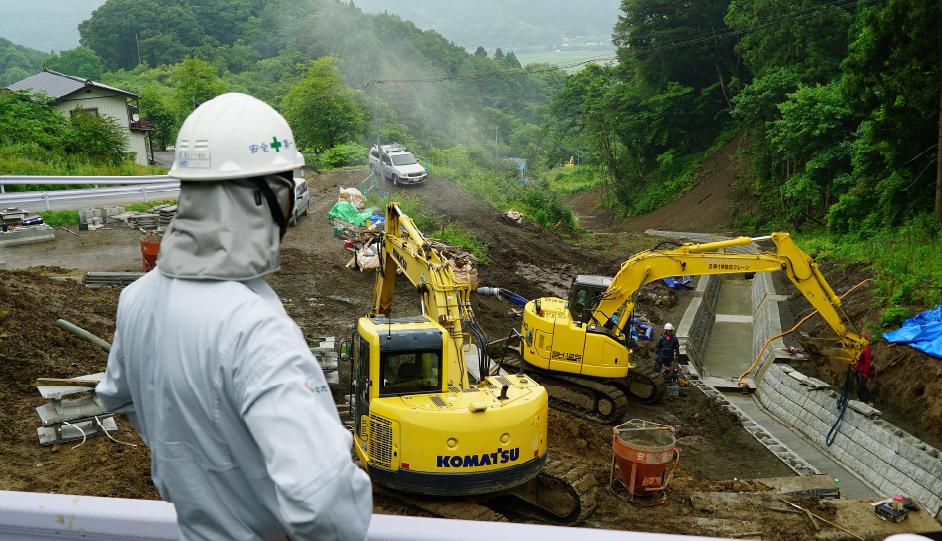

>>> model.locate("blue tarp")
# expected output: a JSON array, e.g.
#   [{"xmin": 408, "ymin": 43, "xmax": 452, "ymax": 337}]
[
  {"xmin": 883, "ymin": 305, "xmax": 942, "ymax": 359},
  {"xmin": 663, "ymin": 276, "xmax": 693, "ymax": 290}
]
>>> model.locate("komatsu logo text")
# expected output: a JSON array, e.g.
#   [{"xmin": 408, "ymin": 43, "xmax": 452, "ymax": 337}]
[
  {"xmin": 393, "ymin": 249, "xmax": 407, "ymax": 270},
  {"xmin": 437, "ymin": 447, "xmax": 520, "ymax": 468}
]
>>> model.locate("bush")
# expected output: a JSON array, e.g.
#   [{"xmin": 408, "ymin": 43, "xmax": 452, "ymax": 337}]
[
  {"xmin": 38, "ymin": 209, "xmax": 78, "ymax": 227},
  {"xmin": 64, "ymin": 111, "xmax": 131, "ymax": 165},
  {"xmin": 880, "ymin": 306, "xmax": 911, "ymax": 329},
  {"xmin": 324, "ymin": 143, "xmax": 368, "ymax": 168}
]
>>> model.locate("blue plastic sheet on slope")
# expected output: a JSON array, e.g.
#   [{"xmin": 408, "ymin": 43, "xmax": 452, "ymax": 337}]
[{"xmin": 883, "ymin": 305, "xmax": 942, "ymax": 359}]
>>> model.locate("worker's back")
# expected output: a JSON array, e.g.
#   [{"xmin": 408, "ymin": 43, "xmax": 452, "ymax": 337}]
[{"xmin": 98, "ymin": 270, "xmax": 372, "ymax": 540}]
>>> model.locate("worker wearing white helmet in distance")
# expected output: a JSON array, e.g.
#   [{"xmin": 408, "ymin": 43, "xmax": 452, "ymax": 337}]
[
  {"xmin": 96, "ymin": 93, "xmax": 372, "ymax": 541},
  {"xmin": 654, "ymin": 322, "xmax": 680, "ymax": 373}
]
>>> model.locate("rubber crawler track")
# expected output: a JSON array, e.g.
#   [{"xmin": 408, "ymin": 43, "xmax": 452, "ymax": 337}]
[
  {"xmin": 535, "ymin": 456, "xmax": 600, "ymax": 523},
  {"xmin": 500, "ymin": 354, "xmax": 666, "ymax": 423}
]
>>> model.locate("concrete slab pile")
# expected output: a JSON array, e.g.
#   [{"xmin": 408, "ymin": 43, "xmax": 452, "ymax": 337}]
[
  {"xmin": 34, "ymin": 373, "xmax": 117, "ymax": 446},
  {"xmin": 308, "ymin": 336, "xmax": 340, "ymax": 388},
  {"xmin": 82, "ymin": 272, "xmax": 144, "ymax": 288},
  {"xmin": 757, "ymin": 363, "xmax": 942, "ymax": 517}
]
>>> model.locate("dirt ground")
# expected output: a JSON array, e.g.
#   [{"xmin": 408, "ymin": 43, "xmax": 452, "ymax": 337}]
[{"xmin": 1, "ymin": 158, "xmax": 939, "ymax": 538}]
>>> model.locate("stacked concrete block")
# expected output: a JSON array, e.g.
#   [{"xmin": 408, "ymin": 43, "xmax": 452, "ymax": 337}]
[
  {"xmin": 751, "ymin": 272, "xmax": 788, "ymax": 382},
  {"xmin": 99, "ymin": 206, "xmax": 125, "ymax": 224},
  {"xmin": 309, "ymin": 337, "xmax": 339, "ymax": 388},
  {"xmin": 34, "ymin": 374, "xmax": 117, "ymax": 446},
  {"xmin": 78, "ymin": 208, "xmax": 102, "ymax": 225},
  {"xmin": 0, "ymin": 224, "xmax": 55, "ymax": 246},
  {"xmin": 150, "ymin": 204, "xmax": 178, "ymax": 225},
  {"xmin": 125, "ymin": 214, "xmax": 159, "ymax": 228},
  {"xmin": 678, "ymin": 273, "xmax": 721, "ymax": 373},
  {"xmin": 757, "ymin": 363, "xmax": 942, "ymax": 516}
]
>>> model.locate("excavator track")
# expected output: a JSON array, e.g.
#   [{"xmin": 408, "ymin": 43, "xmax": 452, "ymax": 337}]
[
  {"xmin": 499, "ymin": 354, "xmax": 630, "ymax": 423},
  {"xmin": 367, "ymin": 458, "xmax": 598, "ymax": 524},
  {"xmin": 622, "ymin": 366, "xmax": 667, "ymax": 404},
  {"xmin": 530, "ymin": 456, "xmax": 600, "ymax": 523}
]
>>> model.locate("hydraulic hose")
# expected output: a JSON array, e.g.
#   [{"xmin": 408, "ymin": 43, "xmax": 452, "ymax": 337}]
[{"xmin": 826, "ymin": 373, "xmax": 854, "ymax": 446}]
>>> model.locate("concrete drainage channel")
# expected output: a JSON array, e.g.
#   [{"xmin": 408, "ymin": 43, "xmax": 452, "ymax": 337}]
[
  {"xmin": 680, "ymin": 367, "xmax": 819, "ymax": 476},
  {"xmin": 654, "ymin": 229, "xmax": 942, "ymax": 518}
]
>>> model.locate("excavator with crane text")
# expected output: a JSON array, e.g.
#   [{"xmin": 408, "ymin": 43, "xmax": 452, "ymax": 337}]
[
  {"xmin": 341, "ymin": 202, "xmax": 598, "ymax": 522},
  {"xmin": 506, "ymin": 233, "xmax": 868, "ymax": 423}
]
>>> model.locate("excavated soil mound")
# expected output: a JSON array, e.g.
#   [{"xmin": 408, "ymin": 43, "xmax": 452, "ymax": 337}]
[{"xmin": 0, "ymin": 169, "xmax": 870, "ymax": 538}]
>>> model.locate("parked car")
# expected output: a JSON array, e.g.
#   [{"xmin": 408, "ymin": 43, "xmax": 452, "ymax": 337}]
[
  {"xmin": 290, "ymin": 173, "xmax": 310, "ymax": 227},
  {"xmin": 368, "ymin": 143, "xmax": 427, "ymax": 186}
]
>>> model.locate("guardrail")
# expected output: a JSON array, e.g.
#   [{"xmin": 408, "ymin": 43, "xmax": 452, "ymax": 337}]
[{"xmin": 0, "ymin": 176, "xmax": 179, "ymax": 209}]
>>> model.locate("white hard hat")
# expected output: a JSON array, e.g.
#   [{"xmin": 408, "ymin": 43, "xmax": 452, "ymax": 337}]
[
  {"xmin": 664, "ymin": 323, "xmax": 674, "ymax": 331},
  {"xmin": 169, "ymin": 93, "xmax": 305, "ymax": 181}
]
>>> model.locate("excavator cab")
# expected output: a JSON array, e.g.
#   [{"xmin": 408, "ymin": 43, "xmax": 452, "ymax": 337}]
[{"xmin": 568, "ymin": 275, "xmax": 613, "ymax": 326}]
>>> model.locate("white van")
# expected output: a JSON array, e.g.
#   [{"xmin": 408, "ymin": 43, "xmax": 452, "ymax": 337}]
[{"xmin": 290, "ymin": 175, "xmax": 310, "ymax": 227}]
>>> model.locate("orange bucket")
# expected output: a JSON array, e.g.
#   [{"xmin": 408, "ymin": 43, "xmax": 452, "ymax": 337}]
[
  {"xmin": 140, "ymin": 233, "xmax": 162, "ymax": 272},
  {"xmin": 609, "ymin": 420, "xmax": 680, "ymax": 504}
]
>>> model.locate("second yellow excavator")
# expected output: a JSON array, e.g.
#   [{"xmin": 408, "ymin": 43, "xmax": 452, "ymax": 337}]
[
  {"xmin": 342, "ymin": 202, "xmax": 597, "ymax": 521},
  {"xmin": 509, "ymin": 233, "xmax": 867, "ymax": 423}
]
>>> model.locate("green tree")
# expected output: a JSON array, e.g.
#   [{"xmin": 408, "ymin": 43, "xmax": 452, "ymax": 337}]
[
  {"xmin": 769, "ymin": 82, "xmax": 857, "ymax": 227},
  {"xmin": 493, "ymin": 47, "xmax": 504, "ymax": 61},
  {"xmin": 474, "ymin": 46, "xmax": 488, "ymax": 57},
  {"xmin": 171, "ymin": 57, "xmax": 226, "ymax": 116},
  {"xmin": 843, "ymin": 0, "xmax": 942, "ymax": 224},
  {"xmin": 725, "ymin": 0, "xmax": 852, "ymax": 84},
  {"xmin": 282, "ymin": 56, "xmax": 365, "ymax": 153},
  {"xmin": 139, "ymin": 85, "xmax": 178, "ymax": 151},
  {"xmin": 502, "ymin": 51, "xmax": 522, "ymax": 69},
  {"xmin": 41, "ymin": 47, "xmax": 104, "ymax": 80}
]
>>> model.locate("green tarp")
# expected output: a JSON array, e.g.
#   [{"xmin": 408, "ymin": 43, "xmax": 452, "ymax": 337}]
[{"xmin": 327, "ymin": 201, "xmax": 374, "ymax": 227}]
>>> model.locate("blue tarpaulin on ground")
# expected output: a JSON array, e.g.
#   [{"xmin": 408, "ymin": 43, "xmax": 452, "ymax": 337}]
[
  {"xmin": 883, "ymin": 305, "xmax": 942, "ymax": 359},
  {"xmin": 663, "ymin": 276, "xmax": 693, "ymax": 290}
]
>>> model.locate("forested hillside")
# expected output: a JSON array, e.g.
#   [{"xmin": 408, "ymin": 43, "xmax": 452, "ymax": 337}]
[
  {"xmin": 1, "ymin": 0, "xmax": 940, "ymax": 239},
  {"xmin": 550, "ymin": 0, "xmax": 941, "ymax": 236},
  {"xmin": 350, "ymin": 0, "xmax": 620, "ymax": 50}
]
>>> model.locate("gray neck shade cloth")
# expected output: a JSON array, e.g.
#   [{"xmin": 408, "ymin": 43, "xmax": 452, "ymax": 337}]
[{"xmin": 158, "ymin": 177, "xmax": 291, "ymax": 281}]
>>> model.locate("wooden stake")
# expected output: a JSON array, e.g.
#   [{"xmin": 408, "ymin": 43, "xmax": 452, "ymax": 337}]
[
  {"xmin": 779, "ymin": 499, "xmax": 863, "ymax": 541},
  {"xmin": 36, "ymin": 378, "xmax": 99, "ymax": 388},
  {"xmin": 58, "ymin": 226, "xmax": 78, "ymax": 237}
]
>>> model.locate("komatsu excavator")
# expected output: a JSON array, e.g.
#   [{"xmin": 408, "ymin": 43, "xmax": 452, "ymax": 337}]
[
  {"xmin": 342, "ymin": 202, "xmax": 597, "ymax": 522},
  {"xmin": 511, "ymin": 233, "xmax": 867, "ymax": 423}
]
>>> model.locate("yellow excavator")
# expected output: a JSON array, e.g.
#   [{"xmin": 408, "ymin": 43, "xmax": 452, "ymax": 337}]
[
  {"xmin": 510, "ymin": 233, "xmax": 867, "ymax": 422},
  {"xmin": 342, "ymin": 202, "xmax": 597, "ymax": 521}
]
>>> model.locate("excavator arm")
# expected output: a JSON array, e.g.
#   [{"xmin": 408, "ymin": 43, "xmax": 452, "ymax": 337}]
[
  {"xmin": 372, "ymin": 202, "xmax": 490, "ymax": 388},
  {"xmin": 590, "ymin": 232, "xmax": 866, "ymax": 370}
]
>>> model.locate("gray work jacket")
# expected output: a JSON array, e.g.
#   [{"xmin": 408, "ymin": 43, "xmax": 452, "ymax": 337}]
[{"xmin": 97, "ymin": 271, "xmax": 372, "ymax": 540}]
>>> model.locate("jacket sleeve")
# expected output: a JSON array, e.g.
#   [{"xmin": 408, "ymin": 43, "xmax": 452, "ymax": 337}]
[
  {"xmin": 239, "ymin": 332, "xmax": 372, "ymax": 541},
  {"xmin": 95, "ymin": 326, "xmax": 146, "ymax": 441}
]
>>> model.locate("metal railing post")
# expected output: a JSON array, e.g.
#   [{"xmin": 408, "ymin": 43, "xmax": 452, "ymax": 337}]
[
  {"xmin": 43, "ymin": 192, "xmax": 50, "ymax": 210},
  {"xmin": 142, "ymin": 186, "xmax": 148, "ymax": 203}
]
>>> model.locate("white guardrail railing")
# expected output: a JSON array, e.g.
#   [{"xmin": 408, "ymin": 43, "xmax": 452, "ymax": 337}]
[
  {"xmin": 0, "ymin": 176, "xmax": 178, "ymax": 209},
  {"xmin": 0, "ymin": 491, "xmax": 931, "ymax": 541}
]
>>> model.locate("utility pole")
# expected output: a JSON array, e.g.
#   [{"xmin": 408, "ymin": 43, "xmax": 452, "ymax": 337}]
[
  {"xmin": 136, "ymin": 33, "xmax": 142, "ymax": 66},
  {"xmin": 495, "ymin": 127, "xmax": 498, "ymax": 159},
  {"xmin": 371, "ymin": 69, "xmax": 385, "ymax": 193}
]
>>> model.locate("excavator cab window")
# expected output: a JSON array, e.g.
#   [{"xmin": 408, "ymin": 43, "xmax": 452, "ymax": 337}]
[
  {"xmin": 379, "ymin": 350, "xmax": 442, "ymax": 397},
  {"xmin": 569, "ymin": 275, "xmax": 612, "ymax": 325}
]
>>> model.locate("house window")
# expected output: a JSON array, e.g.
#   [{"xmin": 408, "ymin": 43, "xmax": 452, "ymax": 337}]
[{"xmin": 71, "ymin": 107, "xmax": 98, "ymax": 118}]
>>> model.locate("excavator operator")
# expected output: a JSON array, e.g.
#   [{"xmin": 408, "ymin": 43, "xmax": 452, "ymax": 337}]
[{"xmin": 96, "ymin": 93, "xmax": 372, "ymax": 541}]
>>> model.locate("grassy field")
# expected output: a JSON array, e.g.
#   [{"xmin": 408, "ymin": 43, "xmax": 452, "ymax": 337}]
[{"xmin": 514, "ymin": 50, "xmax": 616, "ymax": 73}]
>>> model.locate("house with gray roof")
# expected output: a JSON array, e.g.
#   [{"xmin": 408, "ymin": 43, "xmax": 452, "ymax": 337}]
[{"xmin": 4, "ymin": 68, "xmax": 155, "ymax": 166}]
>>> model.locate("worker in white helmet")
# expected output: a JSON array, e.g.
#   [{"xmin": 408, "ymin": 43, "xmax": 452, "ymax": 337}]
[
  {"xmin": 654, "ymin": 322, "xmax": 680, "ymax": 373},
  {"xmin": 96, "ymin": 93, "xmax": 372, "ymax": 541}
]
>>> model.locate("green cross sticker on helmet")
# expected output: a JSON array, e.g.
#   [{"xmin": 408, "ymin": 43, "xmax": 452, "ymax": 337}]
[{"xmin": 169, "ymin": 93, "xmax": 305, "ymax": 181}]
